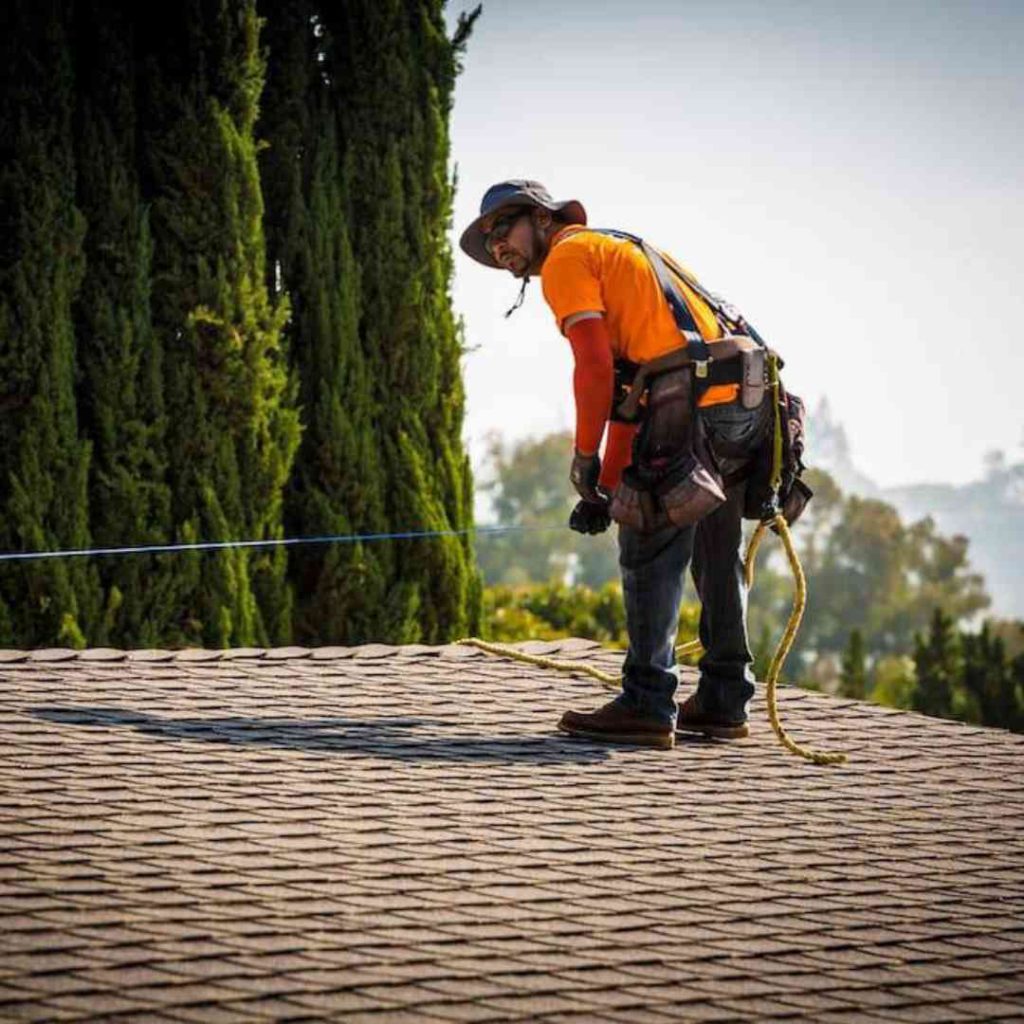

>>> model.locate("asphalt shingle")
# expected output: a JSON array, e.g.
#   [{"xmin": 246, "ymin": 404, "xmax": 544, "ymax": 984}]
[{"xmin": 1, "ymin": 639, "xmax": 1022, "ymax": 1022}]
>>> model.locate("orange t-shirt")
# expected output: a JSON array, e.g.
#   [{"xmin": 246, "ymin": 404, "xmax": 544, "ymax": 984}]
[{"xmin": 540, "ymin": 225, "xmax": 739, "ymax": 407}]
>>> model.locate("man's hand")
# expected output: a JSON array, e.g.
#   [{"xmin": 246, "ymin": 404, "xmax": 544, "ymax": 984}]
[
  {"xmin": 569, "ymin": 499, "xmax": 611, "ymax": 535},
  {"xmin": 570, "ymin": 450, "xmax": 602, "ymax": 502}
]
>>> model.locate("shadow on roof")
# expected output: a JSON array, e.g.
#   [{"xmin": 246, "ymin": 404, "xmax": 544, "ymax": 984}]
[{"xmin": 31, "ymin": 706, "xmax": 613, "ymax": 764}]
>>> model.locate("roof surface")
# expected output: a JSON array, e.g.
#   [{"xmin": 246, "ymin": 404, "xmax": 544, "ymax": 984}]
[{"xmin": 1, "ymin": 639, "xmax": 1023, "ymax": 1023}]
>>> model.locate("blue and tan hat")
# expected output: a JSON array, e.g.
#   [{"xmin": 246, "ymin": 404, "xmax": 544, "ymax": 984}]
[{"xmin": 459, "ymin": 179, "xmax": 587, "ymax": 269}]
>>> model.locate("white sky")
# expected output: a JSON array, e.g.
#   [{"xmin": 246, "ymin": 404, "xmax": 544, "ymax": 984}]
[{"xmin": 445, "ymin": 0, "xmax": 1024, "ymax": 489}]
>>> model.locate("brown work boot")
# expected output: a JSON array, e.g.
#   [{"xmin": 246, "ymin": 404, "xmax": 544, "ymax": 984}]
[
  {"xmin": 558, "ymin": 699, "xmax": 674, "ymax": 749},
  {"xmin": 676, "ymin": 691, "xmax": 749, "ymax": 739}
]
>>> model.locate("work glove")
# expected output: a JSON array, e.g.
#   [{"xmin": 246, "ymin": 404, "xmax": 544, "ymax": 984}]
[
  {"xmin": 569, "ymin": 450, "xmax": 602, "ymax": 503},
  {"xmin": 569, "ymin": 498, "xmax": 612, "ymax": 535}
]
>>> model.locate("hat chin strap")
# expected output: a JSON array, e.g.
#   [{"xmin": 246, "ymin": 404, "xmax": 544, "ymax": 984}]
[
  {"xmin": 504, "ymin": 276, "xmax": 529, "ymax": 318},
  {"xmin": 502, "ymin": 220, "xmax": 542, "ymax": 318}
]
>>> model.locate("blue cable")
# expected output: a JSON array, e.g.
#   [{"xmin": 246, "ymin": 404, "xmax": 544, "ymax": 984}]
[{"xmin": 0, "ymin": 522, "xmax": 563, "ymax": 564}]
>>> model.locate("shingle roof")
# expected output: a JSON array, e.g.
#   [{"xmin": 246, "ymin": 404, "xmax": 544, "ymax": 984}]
[{"xmin": 2, "ymin": 639, "xmax": 1023, "ymax": 1022}]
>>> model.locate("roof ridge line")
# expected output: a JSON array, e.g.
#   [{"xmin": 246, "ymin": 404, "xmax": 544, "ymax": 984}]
[{"xmin": 0, "ymin": 636, "xmax": 610, "ymax": 665}]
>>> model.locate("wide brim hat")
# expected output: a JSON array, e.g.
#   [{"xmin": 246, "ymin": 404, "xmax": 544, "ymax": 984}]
[{"xmin": 459, "ymin": 179, "xmax": 587, "ymax": 269}]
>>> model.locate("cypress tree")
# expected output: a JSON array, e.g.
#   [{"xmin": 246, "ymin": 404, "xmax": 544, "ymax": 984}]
[
  {"xmin": 1011, "ymin": 652, "xmax": 1024, "ymax": 734},
  {"xmin": 2, "ymin": 1, "xmax": 479, "ymax": 649},
  {"xmin": 912, "ymin": 608, "xmax": 960, "ymax": 720},
  {"xmin": 312, "ymin": 1, "xmax": 482, "ymax": 643},
  {"xmin": 259, "ymin": 1, "xmax": 481, "ymax": 644},
  {"xmin": 961, "ymin": 624, "xmax": 1020, "ymax": 730},
  {"xmin": 71, "ymin": 0, "xmax": 177, "ymax": 646},
  {"xmin": 0, "ymin": 1, "xmax": 98, "ymax": 647},
  {"xmin": 137, "ymin": 0, "xmax": 300, "ymax": 646},
  {"xmin": 259, "ymin": 1, "xmax": 388, "ymax": 643},
  {"xmin": 839, "ymin": 628, "xmax": 867, "ymax": 699}
]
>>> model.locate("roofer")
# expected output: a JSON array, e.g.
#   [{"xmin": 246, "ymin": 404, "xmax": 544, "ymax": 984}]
[{"xmin": 461, "ymin": 180, "xmax": 809, "ymax": 751}]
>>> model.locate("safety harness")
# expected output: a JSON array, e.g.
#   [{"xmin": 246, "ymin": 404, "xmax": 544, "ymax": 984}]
[
  {"xmin": 501, "ymin": 222, "xmax": 811, "ymax": 527},
  {"xmin": 587, "ymin": 228, "xmax": 810, "ymax": 528},
  {"xmin": 587, "ymin": 228, "xmax": 762, "ymax": 408},
  {"xmin": 594, "ymin": 229, "xmax": 749, "ymax": 385}
]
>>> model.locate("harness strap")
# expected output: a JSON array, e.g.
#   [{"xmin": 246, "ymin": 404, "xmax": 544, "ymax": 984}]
[
  {"xmin": 588, "ymin": 229, "xmax": 711, "ymax": 367},
  {"xmin": 587, "ymin": 227, "xmax": 771, "ymax": 357},
  {"xmin": 659, "ymin": 250, "xmax": 749, "ymax": 336}
]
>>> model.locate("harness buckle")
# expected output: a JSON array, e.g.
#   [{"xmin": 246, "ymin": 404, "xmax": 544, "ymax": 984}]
[{"xmin": 695, "ymin": 360, "xmax": 709, "ymax": 379}]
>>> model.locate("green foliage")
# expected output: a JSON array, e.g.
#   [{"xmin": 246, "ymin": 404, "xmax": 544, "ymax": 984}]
[
  {"xmin": 799, "ymin": 490, "xmax": 988, "ymax": 658},
  {"xmin": 271, "ymin": 0, "xmax": 482, "ymax": 643},
  {"xmin": 960, "ymin": 622, "xmax": 1023, "ymax": 731},
  {"xmin": 486, "ymin": 582, "xmax": 626, "ymax": 646},
  {"xmin": 902, "ymin": 611, "xmax": 1024, "ymax": 732},
  {"xmin": 0, "ymin": 1, "xmax": 481, "ymax": 648},
  {"xmin": 70, "ymin": 0, "xmax": 179, "ymax": 646},
  {"xmin": 912, "ymin": 608, "xmax": 960, "ymax": 720},
  {"xmin": 839, "ymin": 629, "xmax": 867, "ymax": 699},
  {"xmin": 138, "ymin": 1, "xmax": 301, "ymax": 646},
  {"xmin": 260, "ymin": 3, "xmax": 380, "ymax": 643},
  {"xmin": 870, "ymin": 655, "xmax": 917, "ymax": 710},
  {"xmin": 484, "ymin": 580, "xmax": 700, "ymax": 653},
  {"xmin": 0, "ymin": 1, "xmax": 98, "ymax": 646}
]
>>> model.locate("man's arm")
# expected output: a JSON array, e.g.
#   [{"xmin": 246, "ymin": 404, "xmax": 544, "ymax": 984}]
[
  {"xmin": 564, "ymin": 311, "xmax": 613, "ymax": 458},
  {"xmin": 564, "ymin": 312, "xmax": 636, "ymax": 495}
]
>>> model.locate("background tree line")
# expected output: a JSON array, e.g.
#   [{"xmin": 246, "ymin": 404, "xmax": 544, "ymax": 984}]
[
  {"xmin": 0, "ymin": 0, "xmax": 481, "ymax": 648},
  {"xmin": 478, "ymin": 430, "xmax": 1024, "ymax": 733}
]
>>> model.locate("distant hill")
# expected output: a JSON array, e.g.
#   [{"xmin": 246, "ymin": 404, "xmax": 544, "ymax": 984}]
[{"xmin": 807, "ymin": 399, "xmax": 1024, "ymax": 618}]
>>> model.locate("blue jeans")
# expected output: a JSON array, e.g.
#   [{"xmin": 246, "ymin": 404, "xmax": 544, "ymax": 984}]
[{"xmin": 616, "ymin": 401, "xmax": 769, "ymax": 725}]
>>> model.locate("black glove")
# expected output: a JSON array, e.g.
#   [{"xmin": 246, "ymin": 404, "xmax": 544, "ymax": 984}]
[
  {"xmin": 569, "ymin": 450, "xmax": 602, "ymax": 502},
  {"xmin": 569, "ymin": 499, "xmax": 612, "ymax": 535}
]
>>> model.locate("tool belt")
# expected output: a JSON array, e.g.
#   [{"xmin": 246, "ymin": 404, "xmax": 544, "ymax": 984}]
[
  {"xmin": 608, "ymin": 360, "xmax": 729, "ymax": 532},
  {"xmin": 611, "ymin": 336, "xmax": 768, "ymax": 423},
  {"xmin": 607, "ymin": 354, "xmax": 812, "ymax": 533}
]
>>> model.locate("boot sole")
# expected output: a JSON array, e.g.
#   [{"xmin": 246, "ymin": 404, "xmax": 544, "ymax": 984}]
[
  {"xmin": 557, "ymin": 723, "xmax": 675, "ymax": 750},
  {"xmin": 675, "ymin": 722, "xmax": 750, "ymax": 740}
]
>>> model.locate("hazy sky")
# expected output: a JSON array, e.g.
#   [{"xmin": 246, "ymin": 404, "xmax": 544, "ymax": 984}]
[{"xmin": 444, "ymin": 0, "xmax": 1023, "ymax": 489}]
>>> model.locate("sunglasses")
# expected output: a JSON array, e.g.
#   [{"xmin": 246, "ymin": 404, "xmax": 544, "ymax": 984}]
[{"xmin": 484, "ymin": 208, "xmax": 530, "ymax": 258}]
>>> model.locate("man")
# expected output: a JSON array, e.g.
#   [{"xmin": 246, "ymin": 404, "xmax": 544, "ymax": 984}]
[{"xmin": 460, "ymin": 180, "xmax": 769, "ymax": 750}]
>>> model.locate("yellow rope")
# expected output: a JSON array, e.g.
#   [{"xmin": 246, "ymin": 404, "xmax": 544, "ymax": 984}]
[
  {"xmin": 676, "ymin": 638, "xmax": 703, "ymax": 658},
  {"xmin": 751, "ymin": 515, "xmax": 847, "ymax": 765},
  {"xmin": 768, "ymin": 356, "xmax": 785, "ymax": 493},
  {"xmin": 459, "ymin": 636, "xmax": 621, "ymax": 690},
  {"xmin": 460, "ymin": 512, "xmax": 847, "ymax": 766}
]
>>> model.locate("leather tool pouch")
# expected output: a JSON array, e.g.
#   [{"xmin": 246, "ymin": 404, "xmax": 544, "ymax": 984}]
[
  {"xmin": 609, "ymin": 466, "xmax": 667, "ymax": 533},
  {"xmin": 656, "ymin": 453, "xmax": 726, "ymax": 528},
  {"xmin": 608, "ymin": 366, "xmax": 726, "ymax": 532},
  {"xmin": 610, "ymin": 456, "xmax": 727, "ymax": 533},
  {"xmin": 742, "ymin": 387, "xmax": 813, "ymax": 526},
  {"xmin": 780, "ymin": 476, "xmax": 813, "ymax": 527},
  {"xmin": 776, "ymin": 391, "xmax": 812, "ymax": 527}
]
